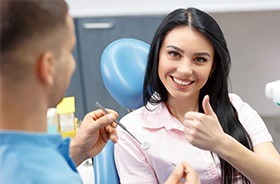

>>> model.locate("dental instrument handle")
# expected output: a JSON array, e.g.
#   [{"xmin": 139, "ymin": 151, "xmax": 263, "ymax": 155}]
[{"xmin": 95, "ymin": 102, "xmax": 142, "ymax": 145}]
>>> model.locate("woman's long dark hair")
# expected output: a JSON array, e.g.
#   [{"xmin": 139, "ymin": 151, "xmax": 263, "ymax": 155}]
[{"xmin": 143, "ymin": 7, "xmax": 253, "ymax": 184}]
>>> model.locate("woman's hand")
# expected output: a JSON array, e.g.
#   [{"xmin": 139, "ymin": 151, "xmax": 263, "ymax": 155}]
[{"xmin": 183, "ymin": 95, "xmax": 226, "ymax": 152}]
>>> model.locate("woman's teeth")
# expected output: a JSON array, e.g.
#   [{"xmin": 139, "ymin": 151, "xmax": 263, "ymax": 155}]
[{"xmin": 173, "ymin": 77, "xmax": 191, "ymax": 86}]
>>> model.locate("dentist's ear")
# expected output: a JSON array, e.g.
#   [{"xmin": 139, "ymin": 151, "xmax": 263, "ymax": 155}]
[{"xmin": 37, "ymin": 52, "xmax": 55, "ymax": 85}]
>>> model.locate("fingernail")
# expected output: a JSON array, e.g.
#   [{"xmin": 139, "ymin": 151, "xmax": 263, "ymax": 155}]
[
  {"xmin": 112, "ymin": 136, "xmax": 118, "ymax": 143},
  {"xmin": 108, "ymin": 114, "xmax": 115, "ymax": 121}
]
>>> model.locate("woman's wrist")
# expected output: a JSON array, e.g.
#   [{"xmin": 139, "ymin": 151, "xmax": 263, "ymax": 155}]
[{"xmin": 213, "ymin": 133, "xmax": 235, "ymax": 159}]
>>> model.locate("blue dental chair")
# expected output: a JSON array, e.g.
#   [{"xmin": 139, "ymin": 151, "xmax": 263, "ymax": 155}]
[{"xmin": 93, "ymin": 38, "xmax": 150, "ymax": 184}]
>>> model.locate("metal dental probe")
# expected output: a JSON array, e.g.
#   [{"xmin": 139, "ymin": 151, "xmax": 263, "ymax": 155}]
[{"xmin": 95, "ymin": 102, "xmax": 151, "ymax": 150}]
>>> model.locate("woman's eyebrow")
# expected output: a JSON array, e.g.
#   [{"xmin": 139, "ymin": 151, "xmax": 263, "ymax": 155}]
[
  {"xmin": 166, "ymin": 45, "xmax": 211, "ymax": 57},
  {"xmin": 166, "ymin": 45, "xmax": 184, "ymax": 53},
  {"xmin": 193, "ymin": 52, "xmax": 211, "ymax": 57}
]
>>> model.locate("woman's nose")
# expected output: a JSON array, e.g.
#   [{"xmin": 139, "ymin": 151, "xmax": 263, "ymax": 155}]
[{"xmin": 177, "ymin": 59, "xmax": 193, "ymax": 76}]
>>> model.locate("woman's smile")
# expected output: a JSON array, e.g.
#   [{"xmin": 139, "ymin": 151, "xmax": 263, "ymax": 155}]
[{"xmin": 171, "ymin": 76, "xmax": 194, "ymax": 91}]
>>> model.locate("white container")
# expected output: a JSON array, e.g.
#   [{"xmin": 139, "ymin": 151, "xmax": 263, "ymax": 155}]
[
  {"xmin": 59, "ymin": 112, "xmax": 75, "ymax": 132},
  {"xmin": 47, "ymin": 108, "xmax": 59, "ymax": 134}
]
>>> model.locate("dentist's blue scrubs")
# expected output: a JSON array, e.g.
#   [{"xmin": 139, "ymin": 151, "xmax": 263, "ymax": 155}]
[{"xmin": 0, "ymin": 132, "xmax": 82, "ymax": 184}]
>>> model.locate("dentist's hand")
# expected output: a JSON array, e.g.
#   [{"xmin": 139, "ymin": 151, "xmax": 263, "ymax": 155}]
[
  {"xmin": 165, "ymin": 162, "xmax": 201, "ymax": 184},
  {"xmin": 70, "ymin": 109, "xmax": 118, "ymax": 166},
  {"xmin": 183, "ymin": 95, "xmax": 225, "ymax": 152}
]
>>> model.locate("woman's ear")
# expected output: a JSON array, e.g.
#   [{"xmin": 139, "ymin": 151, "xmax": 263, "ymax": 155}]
[
  {"xmin": 37, "ymin": 52, "xmax": 55, "ymax": 85},
  {"xmin": 209, "ymin": 62, "xmax": 216, "ymax": 78}
]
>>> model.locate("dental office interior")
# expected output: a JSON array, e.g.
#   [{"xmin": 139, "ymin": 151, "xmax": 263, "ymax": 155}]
[{"xmin": 56, "ymin": 0, "xmax": 280, "ymax": 183}]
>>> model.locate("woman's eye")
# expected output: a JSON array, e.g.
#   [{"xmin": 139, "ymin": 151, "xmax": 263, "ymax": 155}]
[
  {"xmin": 194, "ymin": 57, "xmax": 207, "ymax": 63},
  {"xmin": 168, "ymin": 51, "xmax": 181, "ymax": 59}
]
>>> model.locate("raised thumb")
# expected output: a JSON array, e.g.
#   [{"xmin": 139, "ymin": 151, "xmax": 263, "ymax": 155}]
[{"xmin": 202, "ymin": 95, "xmax": 215, "ymax": 116}]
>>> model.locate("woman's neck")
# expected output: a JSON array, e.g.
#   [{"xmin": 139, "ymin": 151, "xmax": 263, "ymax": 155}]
[{"xmin": 165, "ymin": 94, "xmax": 199, "ymax": 123}]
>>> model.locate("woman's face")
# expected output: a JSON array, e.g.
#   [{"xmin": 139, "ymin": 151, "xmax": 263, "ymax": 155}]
[{"xmin": 158, "ymin": 26, "xmax": 214, "ymax": 102}]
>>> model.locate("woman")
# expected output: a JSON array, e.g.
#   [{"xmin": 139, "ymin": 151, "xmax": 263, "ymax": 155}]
[{"xmin": 114, "ymin": 7, "xmax": 280, "ymax": 184}]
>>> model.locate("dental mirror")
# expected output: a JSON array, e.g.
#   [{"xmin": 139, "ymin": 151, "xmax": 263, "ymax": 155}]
[{"xmin": 95, "ymin": 102, "xmax": 151, "ymax": 150}]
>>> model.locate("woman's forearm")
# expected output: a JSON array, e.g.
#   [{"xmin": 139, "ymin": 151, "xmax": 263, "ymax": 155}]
[{"xmin": 215, "ymin": 134, "xmax": 280, "ymax": 184}]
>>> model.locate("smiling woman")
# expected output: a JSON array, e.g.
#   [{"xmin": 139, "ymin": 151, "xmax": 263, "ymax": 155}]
[{"xmin": 114, "ymin": 7, "xmax": 280, "ymax": 184}]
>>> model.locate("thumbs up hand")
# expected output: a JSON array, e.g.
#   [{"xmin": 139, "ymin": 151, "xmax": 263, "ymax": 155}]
[
  {"xmin": 183, "ymin": 95, "xmax": 225, "ymax": 152},
  {"xmin": 202, "ymin": 95, "xmax": 217, "ymax": 118}
]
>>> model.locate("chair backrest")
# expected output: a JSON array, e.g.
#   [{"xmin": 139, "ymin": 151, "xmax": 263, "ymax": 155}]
[{"xmin": 94, "ymin": 38, "xmax": 150, "ymax": 183}]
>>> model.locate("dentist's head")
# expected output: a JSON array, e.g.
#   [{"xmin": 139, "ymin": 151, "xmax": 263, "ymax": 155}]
[{"xmin": 0, "ymin": 0, "xmax": 76, "ymax": 108}]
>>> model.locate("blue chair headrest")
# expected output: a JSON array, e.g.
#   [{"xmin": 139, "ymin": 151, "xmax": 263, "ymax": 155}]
[{"xmin": 100, "ymin": 38, "xmax": 150, "ymax": 109}]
